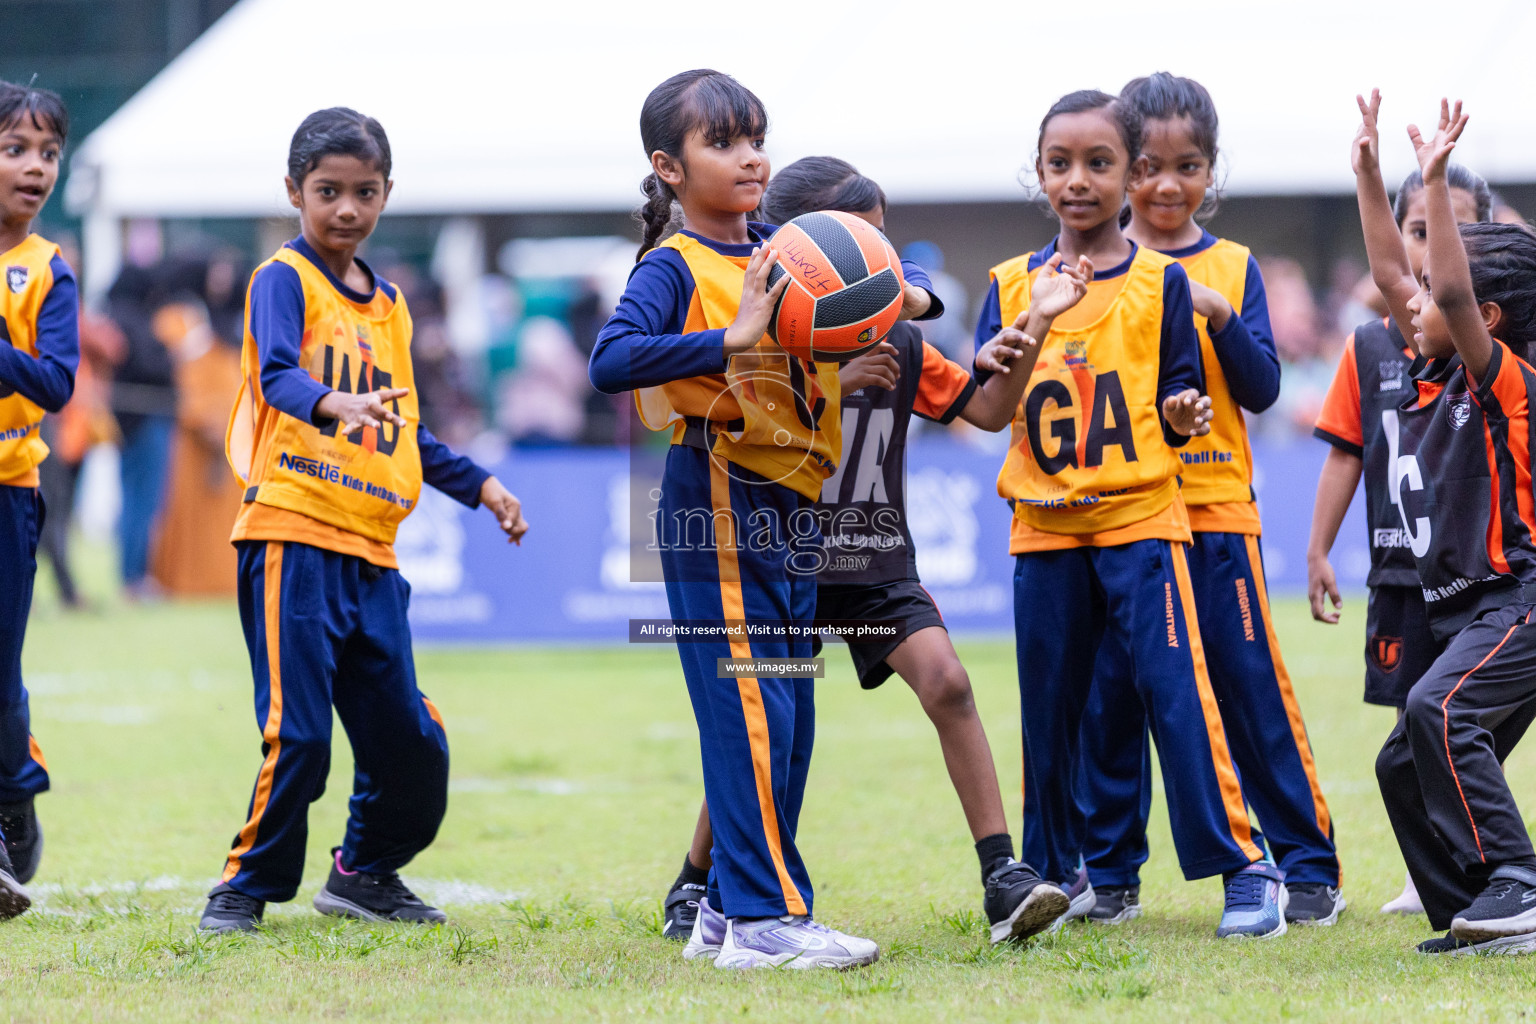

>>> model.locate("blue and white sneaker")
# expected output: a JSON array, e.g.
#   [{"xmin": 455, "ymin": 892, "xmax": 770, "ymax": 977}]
[
  {"xmin": 1217, "ymin": 860, "xmax": 1288, "ymax": 939},
  {"xmin": 682, "ymin": 896, "xmax": 726, "ymax": 961},
  {"xmin": 1046, "ymin": 859, "xmax": 1096, "ymax": 934},
  {"xmin": 715, "ymin": 915, "xmax": 879, "ymax": 970}
]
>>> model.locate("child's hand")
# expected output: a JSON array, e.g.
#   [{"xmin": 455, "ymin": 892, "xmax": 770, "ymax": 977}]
[
  {"xmin": 480, "ymin": 476, "xmax": 528, "ymax": 545},
  {"xmin": 898, "ymin": 281, "xmax": 932, "ymax": 321},
  {"xmin": 1188, "ymin": 280, "xmax": 1234, "ymax": 331},
  {"xmin": 838, "ymin": 341, "xmax": 900, "ymax": 393},
  {"xmin": 725, "ymin": 246, "xmax": 791, "ymax": 354},
  {"xmin": 975, "ymin": 328, "xmax": 1038, "ymax": 375},
  {"xmin": 1308, "ymin": 554, "xmax": 1342, "ymax": 624},
  {"xmin": 1030, "ymin": 254, "xmax": 1092, "ymax": 319},
  {"xmin": 1352, "ymin": 89, "xmax": 1382, "ymax": 177},
  {"xmin": 1407, "ymin": 98, "xmax": 1468, "ymax": 184},
  {"xmin": 316, "ymin": 387, "xmax": 409, "ymax": 437},
  {"xmin": 1161, "ymin": 389, "xmax": 1213, "ymax": 436}
]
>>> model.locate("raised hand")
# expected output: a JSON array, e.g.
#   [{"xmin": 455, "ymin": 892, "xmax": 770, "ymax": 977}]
[
  {"xmin": 838, "ymin": 341, "xmax": 900, "ymax": 393},
  {"xmin": 316, "ymin": 387, "xmax": 409, "ymax": 437},
  {"xmin": 724, "ymin": 245, "xmax": 791, "ymax": 354},
  {"xmin": 1407, "ymin": 98, "xmax": 1468, "ymax": 184},
  {"xmin": 480, "ymin": 476, "xmax": 529, "ymax": 545},
  {"xmin": 1030, "ymin": 253, "xmax": 1092, "ymax": 319},
  {"xmin": 898, "ymin": 281, "xmax": 932, "ymax": 321},
  {"xmin": 1161, "ymin": 388, "xmax": 1213, "ymax": 437},
  {"xmin": 1352, "ymin": 89, "xmax": 1382, "ymax": 178},
  {"xmin": 975, "ymin": 328, "xmax": 1038, "ymax": 375}
]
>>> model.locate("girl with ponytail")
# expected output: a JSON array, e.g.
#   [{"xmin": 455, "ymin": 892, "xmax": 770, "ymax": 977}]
[{"xmin": 590, "ymin": 70, "xmax": 941, "ymax": 969}]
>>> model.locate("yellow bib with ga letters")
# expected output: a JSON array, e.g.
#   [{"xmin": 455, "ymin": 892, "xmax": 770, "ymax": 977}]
[
  {"xmin": 0, "ymin": 235, "xmax": 64, "ymax": 481},
  {"xmin": 634, "ymin": 232, "xmax": 841, "ymax": 500},
  {"xmin": 992, "ymin": 246, "xmax": 1185, "ymax": 535},
  {"xmin": 226, "ymin": 247, "xmax": 422, "ymax": 544},
  {"xmin": 1175, "ymin": 238, "xmax": 1258, "ymax": 514}
]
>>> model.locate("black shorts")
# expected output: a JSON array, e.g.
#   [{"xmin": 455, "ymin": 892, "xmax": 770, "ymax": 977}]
[
  {"xmin": 1365, "ymin": 584, "xmax": 1447, "ymax": 708},
  {"xmin": 814, "ymin": 580, "xmax": 946, "ymax": 689}
]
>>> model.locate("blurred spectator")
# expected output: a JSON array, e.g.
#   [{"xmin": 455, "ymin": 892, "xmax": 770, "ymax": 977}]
[
  {"xmin": 149, "ymin": 254, "xmax": 244, "ymax": 597},
  {"xmin": 38, "ymin": 299, "xmax": 125, "ymax": 608},
  {"xmin": 901, "ymin": 241, "xmax": 970, "ymax": 363},
  {"xmin": 107, "ymin": 264, "xmax": 177, "ymax": 599},
  {"xmin": 496, "ymin": 315, "xmax": 588, "ymax": 446},
  {"xmin": 1253, "ymin": 255, "xmax": 1334, "ymax": 439},
  {"xmin": 376, "ymin": 256, "xmax": 481, "ymax": 449}
]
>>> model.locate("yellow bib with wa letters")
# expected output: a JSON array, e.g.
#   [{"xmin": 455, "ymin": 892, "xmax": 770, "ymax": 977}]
[{"xmin": 226, "ymin": 247, "xmax": 422, "ymax": 544}]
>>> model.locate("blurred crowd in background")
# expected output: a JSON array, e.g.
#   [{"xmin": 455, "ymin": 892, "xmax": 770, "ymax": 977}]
[{"xmin": 36, "ymin": 216, "xmax": 1521, "ymax": 607}]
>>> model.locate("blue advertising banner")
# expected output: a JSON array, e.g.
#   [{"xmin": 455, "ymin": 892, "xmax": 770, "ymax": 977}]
[{"xmin": 402, "ymin": 437, "xmax": 1367, "ymax": 643}]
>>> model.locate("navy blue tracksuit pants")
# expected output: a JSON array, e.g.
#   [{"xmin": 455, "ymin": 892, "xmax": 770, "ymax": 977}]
[
  {"xmin": 1078, "ymin": 532, "xmax": 1339, "ymax": 887},
  {"xmin": 221, "ymin": 539, "xmax": 449, "ymax": 903},
  {"xmin": 1015, "ymin": 538, "xmax": 1262, "ymax": 886},
  {"xmin": 0, "ymin": 485, "xmax": 49, "ymax": 804},
  {"xmin": 659, "ymin": 445, "xmax": 817, "ymax": 920}
]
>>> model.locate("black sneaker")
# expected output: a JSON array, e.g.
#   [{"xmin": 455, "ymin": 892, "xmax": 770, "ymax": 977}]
[
  {"xmin": 199, "ymin": 883, "xmax": 264, "ymax": 933},
  {"xmin": 0, "ymin": 798, "xmax": 42, "ymax": 884},
  {"xmin": 1086, "ymin": 885, "xmax": 1141, "ymax": 925},
  {"xmin": 0, "ymin": 837, "xmax": 29, "ymax": 920},
  {"xmin": 312, "ymin": 848, "xmax": 446, "ymax": 924},
  {"xmin": 1451, "ymin": 866, "xmax": 1536, "ymax": 941},
  {"xmin": 984, "ymin": 859, "xmax": 1071, "ymax": 944},
  {"xmin": 1417, "ymin": 929, "xmax": 1536, "ymax": 955},
  {"xmin": 1285, "ymin": 883, "xmax": 1346, "ymax": 926},
  {"xmin": 662, "ymin": 881, "xmax": 706, "ymax": 941}
]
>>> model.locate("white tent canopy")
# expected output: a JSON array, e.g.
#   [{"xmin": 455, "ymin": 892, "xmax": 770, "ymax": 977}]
[{"xmin": 64, "ymin": 0, "xmax": 1536, "ymax": 286}]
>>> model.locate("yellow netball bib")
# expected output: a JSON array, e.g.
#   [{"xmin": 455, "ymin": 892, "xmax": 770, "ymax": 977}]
[
  {"xmin": 226, "ymin": 247, "xmax": 423, "ymax": 544},
  {"xmin": 992, "ymin": 246, "xmax": 1185, "ymax": 536},
  {"xmin": 0, "ymin": 235, "xmax": 64, "ymax": 481},
  {"xmin": 635, "ymin": 233, "xmax": 841, "ymax": 500},
  {"xmin": 1176, "ymin": 238, "xmax": 1260, "ymax": 530}
]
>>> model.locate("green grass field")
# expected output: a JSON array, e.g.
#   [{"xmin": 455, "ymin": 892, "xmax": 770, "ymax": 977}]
[{"xmin": 7, "ymin": 569, "xmax": 1536, "ymax": 1022}]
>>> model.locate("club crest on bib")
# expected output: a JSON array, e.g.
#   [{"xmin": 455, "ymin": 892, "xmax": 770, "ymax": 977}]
[
  {"xmin": 6, "ymin": 266, "xmax": 26, "ymax": 294},
  {"xmin": 1446, "ymin": 393, "xmax": 1472, "ymax": 430},
  {"xmin": 1378, "ymin": 361, "xmax": 1404, "ymax": 392}
]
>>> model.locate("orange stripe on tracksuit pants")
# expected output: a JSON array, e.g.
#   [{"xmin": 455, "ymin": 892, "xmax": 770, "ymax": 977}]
[
  {"xmin": 1077, "ymin": 531, "xmax": 1340, "ymax": 888},
  {"xmin": 219, "ymin": 539, "xmax": 450, "ymax": 903},
  {"xmin": 1013, "ymin": 538, "xmax": 1262, "ymax": 886},
  {"xmin": 1377, "ymin": 602, "xmax": 1536, "ymax": 932},
  {"xmin": 0, "ymin": 485, "xmax": 49, "ymax": 804},
  {"xmin": 659, "ymin": 444, "xmax": 815, "ymax": 919}
]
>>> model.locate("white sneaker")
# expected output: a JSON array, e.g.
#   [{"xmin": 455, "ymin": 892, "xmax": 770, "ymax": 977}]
[
  {"xmin": 1381, "ymin": 872, "xmax": 1425, "ymax": 915},
  {"xmin": 714, "ymin": 914, "xmax": 879, "ymax": 970},
  {"xmin": 682, "ymin": 896, "xmax": 726, "ymax": 960}
]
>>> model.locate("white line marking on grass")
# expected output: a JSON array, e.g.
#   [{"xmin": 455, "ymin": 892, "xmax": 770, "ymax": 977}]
[{"xmin": 27, "ymin": 875, "xmax": 522, "ymax": 913}]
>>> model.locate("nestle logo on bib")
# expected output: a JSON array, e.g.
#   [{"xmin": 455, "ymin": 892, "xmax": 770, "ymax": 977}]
[
  {"xmin": 1447, "ymin": 393, "xmax": 1472, "ymax": 429},
  {"xmin": 6, "ymin": 266, "xmax": 26, "ymax": 293}
]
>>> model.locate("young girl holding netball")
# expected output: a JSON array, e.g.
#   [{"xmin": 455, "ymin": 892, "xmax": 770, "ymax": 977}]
[
  {"xmin": 1311, "ymin": 89, "xmax": 1492, "ymax": 916},
  {"xmin": 1367, "ymin": 100, "xmax": 1536, "ymax": 955},
  {"xmin": 199, "ymin": 108, "xmax": 528, "ymax": 933},
  {"xmin": 591, "ymin": 70, "xmax": 966, "ymax": 969},
  {"xmin": 1076, "ymin": 73, "xmax": 1340, "ymax": 929},
  {"xmin": 658, "ymin": 155, "xmax": 1083, "ymax": 953},
  {"xmin": 975, "ymin": 89, "xmax": 1282, "ymax": 939},
  {"xmin": 0, "ymin": 80, "xmax": 77, "ymax": 917}
]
